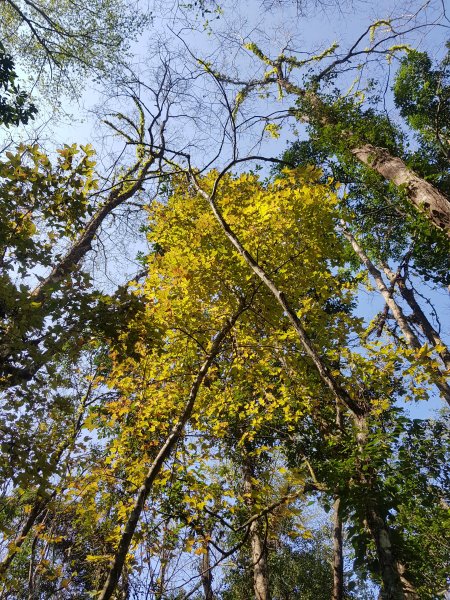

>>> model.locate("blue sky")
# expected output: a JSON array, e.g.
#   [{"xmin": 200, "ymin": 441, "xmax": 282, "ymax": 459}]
[
  {"xmin": 3, "ymin": 0, "xmax": 449, "ymax": 418},
  {"xmin": 12, "ymin": 0, "xmax": 447, "ymax": 423}
]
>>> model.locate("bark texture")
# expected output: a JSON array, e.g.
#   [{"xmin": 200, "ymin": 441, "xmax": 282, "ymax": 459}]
[
  {"xmin": 332, "ymin": 498, "xmax": 344, "ymax": 600},
  {"xmin": 365, "ymin": 507, "xmax": 405, "ymax": 600},
  {"xmin": 351, "ymin": 144, "xmax": 450, "ymax": 236},
  {"xmin": 276, "ymin": 72, "xmax": 450, "ymax": 237},
  {"xmin": 243, "ymin": 462, "xmax": 271, "ymax": 600},
  {"xmin": 200, "ymin": 541, "xmax": 214, "ymax": 600},
  {"xmin": 381, "ymin": 263, "xmax": 450, "ymax": 371}
]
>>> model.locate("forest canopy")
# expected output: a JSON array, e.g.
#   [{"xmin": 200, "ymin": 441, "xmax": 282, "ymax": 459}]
[{"xmin": 0, "ymin": 1, "xmax": 449, "ymax": 599}]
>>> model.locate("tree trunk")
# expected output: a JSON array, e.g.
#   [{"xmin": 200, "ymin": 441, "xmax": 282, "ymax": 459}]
[
  {"xmin": 200, "ymin": 540, "xmax": 214, "ymax": 600},
  {"xmin": 364, "ymin": 506, "xmax": 405, "ymax": 600},
  {"xmin": 1, "ymin": 116, "xmax": 162, "ymax": 387},
  {"xmin": 97, "ymin": 308, "xmax": 245, "ymax": 600},
  {"xmin": 365, "ymin": 511, "xmax": 420, "ymax": 600},
  {"xmin": 0, "ymin": 389, "xmax": 91, "ymax": 575},
  {"xmin": 381, "ymin": 263, "xmax": 450, "ymax": 371},
  {"xmin": 249, "ymin": 519, "xmax": 270, "ymax": 600},
  {"xmin": 276, "ymin": 74, "xmax": 450, "ymax": 237},
  {"xmin": 354, "ymin": 416, "xmax": 417, "ymax": 600},
  {"xmin": 398, "ymin": 280, "xmax": 450, "ymax": 369},
  {"xmin": 342, "ymin": 226, "xmax": 450, "ymax": 405},
  {"xmin": 332, "ymin": 497, "xmax": 344, "ymax": 600},
  {"xmin": 397, "ymin": 563, "xmax": 419, "ymax": 600},
  {"xmin": 350, "ymin": 144, "xmax": 450, "ymax": 236},
  {"xmin": 243, "ymin": 461, "xmax": 271, "ymax": 600}
]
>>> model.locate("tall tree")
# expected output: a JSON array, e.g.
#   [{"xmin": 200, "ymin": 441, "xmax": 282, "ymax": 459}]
[
  {"xmin": 208, "ymin": 31, "xmax": 450, "ymax": 237},
  {"xmin": 0, "ymin": 0, "xmax": 150, "ymax": 98},
  {"xmin": 0, "ymin": 42, "xmax": 36, "ymax": 127},
  {"xmin": 1, "ymin": 3, "xmax": 449, "ymax": 598}
]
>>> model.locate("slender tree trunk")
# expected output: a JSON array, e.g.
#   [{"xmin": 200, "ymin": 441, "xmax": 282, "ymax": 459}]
[
  {"xmin": 342, "ymin": 226, "xmax": 450, "ymax": 405},
  {"xmin": 98, "ymin": 307, "xmax": 245, "ymax": 600},
  {"xmin": 155, "ymin": 554, "xmax": 167, "ymax": 600},
  {"xmin": 30, "ymin": 158, "xmax": 152, "ymax": 300},
  {"xmin": 364, "ymin": 507, "xmax": 405, "ymax": 600},
  {"xmin": 0, "ymin": 500, "xmax": 45, "ymax": 577},
  {"xmin": 332, "ymin": 497, "xmax": 344, "ymax": 600},
  {"xmin": 200, "ymin": 540, "xmax": 214, "ymax": 600},
  {"xmin": 341, "ymin": 225, "xmax": 421, "ymax": 350},
  {"xmin": 249, "ymin": 520, "xmax": 270, "ymax": 600},
  {"xmin": 332, "ymin": 402, "xmax": 344, "ymax": 600},
  {"xmin": 243, "ymin": 462, "xmax": 271, "ymax": 600},
  {"xmin": 193, "ymin": 177, "xmax": 364, "ymax": 419},
  {"xmin": 398, "ymin": 279, "xmax": 450, "ymax": 369},
  {"xmin": 0, "ymin": 389, "xmax": 91, "ymax": 575},
  {"xmin": 380, "ymin": 263, "xmax": 450, "ymax": 371},
  {"xmin": 27, "ymin": 533, "xmax": 38, "ymax": 600}
]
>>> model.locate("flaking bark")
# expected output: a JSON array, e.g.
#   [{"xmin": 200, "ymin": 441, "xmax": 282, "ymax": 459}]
[{"xmin": 350, "ymin": 144, "xmax": 450, "ymax": 236}]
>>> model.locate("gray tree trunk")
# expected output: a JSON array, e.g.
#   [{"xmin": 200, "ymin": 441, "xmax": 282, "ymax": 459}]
[
  {"xmin": 200, "ymin": 540, "xmax": 214, "ymax": 600},
  {"xmin": 332, "ymin": 497, "xmax": 344, "ymax": 600},
  {"xmin": 243, "ymin": 462, "xmax": 271, "ymax": 600},
  {"xmin": 351, "ymin": 144, "xmax": 450, "ymax": 236}
]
